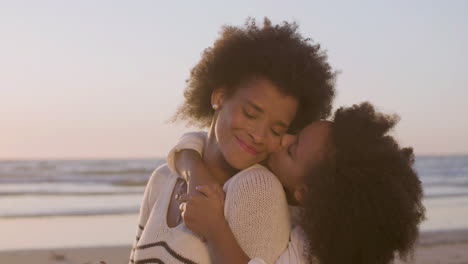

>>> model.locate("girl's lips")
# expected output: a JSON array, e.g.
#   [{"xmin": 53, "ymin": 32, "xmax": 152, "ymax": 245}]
[{"xmin": 236, "ymin": 137, "xmax": 259, "ymax": 155}]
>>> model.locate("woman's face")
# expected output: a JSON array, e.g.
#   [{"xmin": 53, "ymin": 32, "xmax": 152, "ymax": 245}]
[
  {"xmin": 267, "ymin": 121, "xmax": 332, "ymax": 202},
  {"xmin": 211, "ymin": 77, "xmax": 298, "ymax": 170}
]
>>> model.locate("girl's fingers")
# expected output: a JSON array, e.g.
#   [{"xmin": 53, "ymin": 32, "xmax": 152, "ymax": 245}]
[
  {"xmin": 179, "ymin": 202, "xmax": 186, "ymax": 212},
  {"xmin": 178, "ymin": 193, "xmax": 189, "ymax": 202},
  {"xmin": 195, "ymin": 185, "xmax": 216, "ymax": 197},
  {"xmin": 213, "ymin": 185, "xmax": 225, "ymax": 200}
]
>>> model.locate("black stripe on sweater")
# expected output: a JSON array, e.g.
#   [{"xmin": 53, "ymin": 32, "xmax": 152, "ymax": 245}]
[
  {"xmin": 135, "ymin": 241, "xmax": 196, "ymax": 264},
  {"xmin": 134, "ymin": 258, "xmax": 165, "ymax": 264}
]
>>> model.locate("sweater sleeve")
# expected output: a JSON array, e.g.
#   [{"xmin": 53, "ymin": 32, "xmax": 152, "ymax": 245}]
[
  {"xmin": 247, "ymin": 227, "xmax": 308, "ymax": 264},
  {"xmin": 166, "ymin": 131, "xmax": 207, "ymax": 175},
  {"xmin": 248, "ymin": 258, "xmax": 268, "ymax": 264},
  {"xmin": 223, "ymin": 166, "xmax": 291, "ymax": 264}
]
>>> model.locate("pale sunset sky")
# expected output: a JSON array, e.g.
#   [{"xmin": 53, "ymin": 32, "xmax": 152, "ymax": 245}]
[{"xmin": 1, "ymin": 0, "xmax": 467, "ymax": 159}]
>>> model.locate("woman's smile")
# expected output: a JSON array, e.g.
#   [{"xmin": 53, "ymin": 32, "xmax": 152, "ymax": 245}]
[{"xmin": 235, "ymin": 136, "xmax": 259, "ymax": 155}]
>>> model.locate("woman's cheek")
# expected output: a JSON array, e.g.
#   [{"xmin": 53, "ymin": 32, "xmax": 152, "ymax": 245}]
[
  {"xmin": 230, "ymin": 108, "xmax": 250, "ymax": 129},
  {"xmin": 266, "ymin": 136, "xmax": 282, "ymax": 154},
  {"xmin": 216, "ymin": 107, "xmax": 236, "ymax": 138}
]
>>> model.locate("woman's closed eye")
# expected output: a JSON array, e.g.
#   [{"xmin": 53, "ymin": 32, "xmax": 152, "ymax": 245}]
[
  {"xmin": 243, "ymin": 108, "xmax": 256, "ymax": 119},
  {"xmin": 271, "ymin": 128, "xmax": 281, "ymax": 137},
  {"xmin": 287, "ymin": 144, "xmax": 294, "ymax": 159}
]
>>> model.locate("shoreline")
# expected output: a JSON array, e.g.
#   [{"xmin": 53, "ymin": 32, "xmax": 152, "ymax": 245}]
[{"xmin": 419, "ymin": 229, "xmax": 468, "ymax": 246}]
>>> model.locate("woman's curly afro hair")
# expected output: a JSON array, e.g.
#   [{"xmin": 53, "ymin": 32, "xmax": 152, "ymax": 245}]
[
  {"xmin": 301, "ymin": 102, "xmax": 426, "ymax": 264},
  {"xmin": 175, "ymin": 17, "xmax": 336, "ymax": 132}
]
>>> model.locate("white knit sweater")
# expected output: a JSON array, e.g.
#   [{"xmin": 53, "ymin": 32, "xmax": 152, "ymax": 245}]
[
  {"xmin": 250, "ymin": 226, "xmax": 308, "ymax": 264},
  {"xmin": 129, "ymin": 135, "xmax": 290, "ymax": 264}
]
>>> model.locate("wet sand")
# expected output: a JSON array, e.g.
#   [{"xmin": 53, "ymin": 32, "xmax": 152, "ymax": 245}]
[{"xmin": 0, "ymin": 214, "xmax": 467, "ymax": 264}]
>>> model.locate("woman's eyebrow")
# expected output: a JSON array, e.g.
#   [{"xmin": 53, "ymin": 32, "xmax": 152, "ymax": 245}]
[{"xmin": 245, "ymin": 100, "xmax": 263, "ymax": 112}]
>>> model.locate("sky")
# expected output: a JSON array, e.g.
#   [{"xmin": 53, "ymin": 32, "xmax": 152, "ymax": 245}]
[{"xmin": 1, "ymin": 0, "xmax": 467, "ymax": 159}]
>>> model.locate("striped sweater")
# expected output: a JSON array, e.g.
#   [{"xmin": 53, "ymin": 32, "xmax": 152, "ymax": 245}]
[{"xmin": 129, "ymin": 163, "xmax": 290, "ymax": 264}]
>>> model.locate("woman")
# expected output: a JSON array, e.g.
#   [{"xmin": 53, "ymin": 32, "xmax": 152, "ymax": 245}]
[
  {"xmin": 129, "ymin": 18, "xmax": 335, "ymax": 264},
  {"xmin": 171, "ymin": 103, "xmax": 426, "ymax": 264}
]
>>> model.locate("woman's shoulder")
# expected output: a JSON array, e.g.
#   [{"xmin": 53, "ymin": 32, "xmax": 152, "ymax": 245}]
[
  {"xmin": 150, "ymin": 163, "xmax": 173, "ymax": 183},
  {"xmin": 145, "ymin": 163, "xmax": 175, "ymax": 201},
  {"xmin": 223, "ymin": 164, "xmax": 284, "ymax": 199}
]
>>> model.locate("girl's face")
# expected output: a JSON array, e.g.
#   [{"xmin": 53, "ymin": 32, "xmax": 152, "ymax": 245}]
[
  {"xmin": 211, "ymin": 77, "xmax": 298, "ymax": 170},
  {"xmin": 267, "ymin": 121, "xmax": 332, "ymax": 204}
]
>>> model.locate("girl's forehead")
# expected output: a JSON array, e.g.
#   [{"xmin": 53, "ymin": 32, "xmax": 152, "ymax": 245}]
[{"xmin": 297, "ymin": 121, "xmax": 333, "ymax": 160}]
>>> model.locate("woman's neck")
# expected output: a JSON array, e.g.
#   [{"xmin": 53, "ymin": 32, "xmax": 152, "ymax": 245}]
[{"xmin": 203, "ymin": 133, "xmax": 239, "ymax": 185}]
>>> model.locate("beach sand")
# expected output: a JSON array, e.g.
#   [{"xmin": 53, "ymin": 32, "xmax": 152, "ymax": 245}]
[
  {"xmin": 1, "ymin": 231, "xmax": 467, "ymax": 264},
  {"xmin": 0, "ymin": 246, "xmax": 132, "ymax": 264},
  {"xmin": 1, "ymin": 214, "xmax": 467, "ymax": 264}
]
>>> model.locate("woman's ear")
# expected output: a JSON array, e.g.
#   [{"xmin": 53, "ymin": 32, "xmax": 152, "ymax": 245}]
[
  {"xmin": 293, "ymin": 185, "xmax": 308, "ymax": 205},
  {"xmin": 211, "ymin": 88, "xmax": 226, "ymax": 108}
]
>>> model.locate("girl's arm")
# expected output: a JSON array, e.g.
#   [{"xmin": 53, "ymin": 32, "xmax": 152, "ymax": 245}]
[
  {"xmin": 170, "ymin": 133, "xmax": 290, "ymax": 263},
  {"xmin": 180, "ymin": 185, "xmax": 251, "ymax": 264},
  {"xmin": 166, "ymin": 131, "xmax": 218, "ymax": 195},
  {"xmin": 174, "ymin": 149, "xmax": 218, "ymax": 195},
  {"xmin": 222, "ymin": 169, "xmax": 290, "ymax": 263},
  {"xmin": 169, "ymin": 133, "xmax": 254, "ymax": 263},
  {"xmin": 207, "ymin": 217, "xmax": 252, "ymax": 264}
]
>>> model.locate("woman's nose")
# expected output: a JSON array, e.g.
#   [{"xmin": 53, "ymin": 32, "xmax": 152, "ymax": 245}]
[
  {"xmin": 248, "ymin": 122, "xmax": 269, "ymax": 144},
  {"xmin": 281, "ymin": 133, "xmax": 297, "ymax": 147},
  {"xmin": 250, "ymin": 127, "xmax": 266, "ymax": 144}
]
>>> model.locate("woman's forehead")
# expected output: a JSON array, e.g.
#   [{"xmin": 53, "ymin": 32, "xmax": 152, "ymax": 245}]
[{"xmin": 234, "ymin": 77, "xmax": 289, "ymax": 100}]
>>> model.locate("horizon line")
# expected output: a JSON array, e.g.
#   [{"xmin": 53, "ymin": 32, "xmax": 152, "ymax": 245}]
[{"xmin": 1, "ymin": 153, "xmax": 468, "ymax": 161}]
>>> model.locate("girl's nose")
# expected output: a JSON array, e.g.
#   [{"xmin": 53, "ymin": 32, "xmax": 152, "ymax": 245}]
[{"xmin": 281, "ymin": 133, "xmax": 297, "ymax": 147}]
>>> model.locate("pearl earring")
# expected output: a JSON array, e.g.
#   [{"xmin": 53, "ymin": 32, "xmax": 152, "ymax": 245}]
[{"xmin": 212, "ymin": 104, "xmax": 219, "ymax": 110}]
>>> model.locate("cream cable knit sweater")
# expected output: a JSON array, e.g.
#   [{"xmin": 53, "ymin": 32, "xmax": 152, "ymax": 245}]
[{"xmin": 129, "ymin": 133, "xmax": 290, "ymax": 264}]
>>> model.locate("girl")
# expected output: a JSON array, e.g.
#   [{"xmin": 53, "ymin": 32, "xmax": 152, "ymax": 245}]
[{"xmin": 172, "ymin": 103, "xmax": 425, "ymax": 264}]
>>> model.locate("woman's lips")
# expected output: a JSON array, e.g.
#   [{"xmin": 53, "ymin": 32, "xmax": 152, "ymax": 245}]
[{"xmin": 236, "ymin": 137, "xmax": 259, "ymax": 155}]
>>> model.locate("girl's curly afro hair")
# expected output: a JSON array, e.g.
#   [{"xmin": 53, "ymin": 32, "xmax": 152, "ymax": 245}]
[
  {"xmin": 175, "ymin": 17, "xmax": 336, "ymax": 132},
  {"xmin": 301, "ymin": 102, "xmax": 426, "ymax": 264}
]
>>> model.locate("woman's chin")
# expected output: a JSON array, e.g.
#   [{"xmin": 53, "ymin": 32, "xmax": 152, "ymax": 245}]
[
  {"xmin": 229, "ymin": 159, "xmax": 255, "ymax": 170},
  {"xmin": 259, "ymin": 159, "xmax": 269, "ymax": 167},
  {"xmin": 226, "ymin": 155, "xmax": 260, "ymax": 170}
]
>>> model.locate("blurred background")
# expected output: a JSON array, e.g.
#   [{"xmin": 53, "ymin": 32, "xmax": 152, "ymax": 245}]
[{"xmin": 1, "ymin": 1, "xmax": 467, "ymax": 263}]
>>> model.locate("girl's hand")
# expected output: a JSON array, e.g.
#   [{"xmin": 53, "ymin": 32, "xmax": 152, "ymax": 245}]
[{"xmin": 179, "ymin": 184, "xmax": 226, "ymax": 239}]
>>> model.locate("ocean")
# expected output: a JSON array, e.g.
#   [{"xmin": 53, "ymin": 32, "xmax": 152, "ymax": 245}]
[
  {"xmin": 0, "ymin": 159, "xmax": 163, "ymax": 217},
  {"xmin": 1, "ymin": 155, "xmax": 467, "ymax": 230}
]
